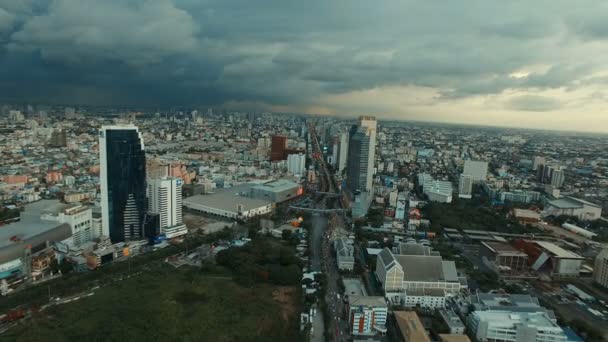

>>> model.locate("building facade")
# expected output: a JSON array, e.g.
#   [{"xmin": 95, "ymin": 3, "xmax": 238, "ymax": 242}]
[
  {"xmin": 594, "ymin": 248, "xmax": 608, "ymax": 288},
  {"xmin": 100, "ymin": 125, "xmax": 147, "ymax": 243},
  {"xmin": 347, "ymin": 296, "xmax": 388, "ymax": 336},
  {"xmin": 347, "ymin": 116, "xmax": 376, "ymax": 193},
  {"xmin": 463, "ymin": 160, "xmax": 488, "ymax": 182},
  {"xmin": 458, "ymin": 174, "xmax": 473, "ymax": 199},
  {"xmin": 147, "ymin": 177, "xmax": 187, "ymax": 239},
  {"xmin": 287, "ymin": 153, "xmax": 306, "ymax": 176}
]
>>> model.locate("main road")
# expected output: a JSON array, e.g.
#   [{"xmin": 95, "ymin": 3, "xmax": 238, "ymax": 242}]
[{"xmin": 307, "ymin": 121, "xmax": 351, "ymax": 342}]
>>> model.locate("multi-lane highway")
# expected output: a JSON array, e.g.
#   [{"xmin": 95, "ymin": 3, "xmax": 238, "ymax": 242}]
[{"xmin": 307, "ymin": 122, "xmax": 351, "ymax": 341}]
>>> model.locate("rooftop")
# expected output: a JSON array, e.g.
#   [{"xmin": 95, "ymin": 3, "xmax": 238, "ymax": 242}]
[
  {"xmin": 394, "ymin": 311, "xmax": 430, "ymax": 342},
  {"xmin": 251, "ymin": 179, "xmax": 300, "ymax": 193},
  {"xmin": 471, "ymin": 311, "xmax": 564, "ymax": 332},
  {"xmin": 0, "ymin": 200, "xmax": 66, "ymax": 249},
  {"xmin": 534, "ymin": 241, "xmax": 583, "ymax": 259},
  {"xmin": 481, "ymin": 242, "xmax": 528, "ymax": 256},
  {"xmin": 183, "ymin": 183, "xmax": 271, "ymax": 213},
  {"xmin": 439, "ymin": 335, "xmax": 471, "ymax": 342},
  {"xmin": 348, "ymin": 295, "xmax": 387, "ymax": 308}
]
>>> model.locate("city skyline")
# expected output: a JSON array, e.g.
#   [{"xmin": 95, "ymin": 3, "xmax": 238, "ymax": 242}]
[{"xmin": 2, "ymin": 1, "xmax": 608, "ymax": 132}]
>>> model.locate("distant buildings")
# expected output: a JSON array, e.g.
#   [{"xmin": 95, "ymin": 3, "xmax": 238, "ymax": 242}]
[
  {"xmin": 336, "ymin": 132, "xmax": 349, "ymax": 174},
  {"xmin": 463, "ymin": 160, "xmax": 488, "ymax": 182},
  {"xmin": 49, "ymin": 129, "xmax": 67, "ymax": 148},
  {"xmin": 418, "ymin": 173, "xmax": 453, "ymax": 203},
  {"xmin": 287, "ymin": 153, "xmax": 306, "ymax": 176},
  {"xmin": 146, "ymin": 177, "xmax": 187, "ymax": 239},
  {"xmin": 537, "ymin": 164, "xmax": 565, "ymax": 188},
  {"xmin": 543, "ymin": 196, "xmax": 602, "ymax": 221},
  {"xmin": 347, "ymin": 116, "xmax": 376, "ymax": 193},
  {"xmin": 593, "ymin": 248, "xmax": 608, "ymax": 288},
  {"xmin": 346, "ymin": 295, "xmax": 388, "ymax": 336},
  {"xmin": 99, "ymin": 125, "xmax": 147, "ymax": 243}
]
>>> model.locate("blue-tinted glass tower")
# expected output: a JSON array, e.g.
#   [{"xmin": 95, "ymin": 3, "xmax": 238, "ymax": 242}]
[{"xmin": 100, "ymin": 125, "xmax": 146, "ymax": 243}]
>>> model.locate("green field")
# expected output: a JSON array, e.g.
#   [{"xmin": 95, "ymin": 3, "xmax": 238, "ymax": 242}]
[{"xmin": 1, "ymin": 264, "xmax": 301, "ymax": 342}]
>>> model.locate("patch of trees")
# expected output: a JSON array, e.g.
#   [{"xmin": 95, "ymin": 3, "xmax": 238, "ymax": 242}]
[{"xmin": 216, "ymin": 238, "xmax": 301, "ymax": 287}]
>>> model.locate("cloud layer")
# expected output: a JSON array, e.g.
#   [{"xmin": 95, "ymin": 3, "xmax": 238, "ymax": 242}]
[{"xmin": 2, "ymin": 0, "xmax": 608, "ymax": 131}]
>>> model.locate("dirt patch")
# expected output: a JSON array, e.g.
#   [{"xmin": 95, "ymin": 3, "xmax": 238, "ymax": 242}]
[{"xmin": 272, "ymin": 286, "xmax": 298, "ymax": 322}]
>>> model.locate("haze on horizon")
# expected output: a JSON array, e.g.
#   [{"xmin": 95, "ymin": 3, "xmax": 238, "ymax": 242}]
[{"xmin": 1, "ymin": 0, "xmax": 608, "ymax": 132}]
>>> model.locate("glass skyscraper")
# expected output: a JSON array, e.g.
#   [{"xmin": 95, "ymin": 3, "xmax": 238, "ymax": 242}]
[
  {"xmin": 346, "ymin": 116, "xmax": 376, "ymax": 193},
  {"xmin": 99, "ymin": 125, "xmax": 146, "ymax": 243}
]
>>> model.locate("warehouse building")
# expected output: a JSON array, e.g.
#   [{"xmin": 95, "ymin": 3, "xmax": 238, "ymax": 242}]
[
  {"xmin": 249, "ymin": 179, "xmax": 302, "ymax": 203},
  {"xmin": 480, "ymin": 241, "xmax": 529, "ymax": 273},
  {"xmin": 513, "ymin": 240, "xmax": 584, "ymax": 277},
  {"xmin": 543, "ymin": 197, "xmax": 602, "ymax": 221},
  {"xmin": 183, "ymin": 183, "xmax": 273, "ymax": 220},
  {"xmin": 0, "ymin": 200, "xmax": 74, "ymax": 281}
]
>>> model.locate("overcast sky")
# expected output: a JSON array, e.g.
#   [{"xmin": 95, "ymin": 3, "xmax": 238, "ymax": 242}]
[{"xmin": 1, "ymin": 0, "xmax": 608, "ymax": 132}]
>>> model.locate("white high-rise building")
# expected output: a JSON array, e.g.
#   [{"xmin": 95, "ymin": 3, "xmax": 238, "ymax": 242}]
[
  {"xmin": 287, "ymin": 153, "xmax": 306, "ymax": 176},
  {"xmin": 147, "ymin": 177, "xmax": 187, "ymax": 239},
  {"xmin": 458, "ymin": 174, "xmax": 473, "ymax": 199},
  {"xmin": 463, "ymin": 160, "xmax": 488, "ymax": 182},
  {"xmin": 42, "ymin": 204, "xmax": 95, "ymax": 247},
  {"xmin": 337, "ymin": 132, "xmax": 349, "ymax": 174},
  {"xmin": 594, "ymin": 249, "xmax": 608, "ymax": 288}
]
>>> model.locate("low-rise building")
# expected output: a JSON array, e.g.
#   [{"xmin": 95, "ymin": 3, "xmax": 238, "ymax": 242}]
[
  {"xmin": 543, "ymin": 196, "xmax": 602, "ymax": 221},
  {"xmin": 394, "ymin": 311, "xmax": 431, "ymax": 342},
  {"xmin": 511, "ymin": 209, "xmax": 541, "ymax": 224},
  {"xmin": 480, "ymin": 241, "xmax": 529, "ymax": 273},
  {"xmin": 439, "ymin": 309, "xmax": 465, "ymax": 334},
  {"xmin": 466, "ymin": 293, "xmax": 567, "ymax": 342},
  {"xmin": 334, "ymin": 238, "xmax": 355, "ymax": 271},
  {"xmin": 376, "ymin": 245, "xmax": 462, "ymax": 305},
  {"xmin": 346, "ymin": 295, "xmax": 388, "ymax": 336}
]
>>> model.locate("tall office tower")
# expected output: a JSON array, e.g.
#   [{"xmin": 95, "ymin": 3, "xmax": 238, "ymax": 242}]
[
  {"xmin": 594, "ymin": 249, "xmax": 608, "ymax": 288},
  {"xmin": 346, "ymin": 121, "xmax": 375, "ymax": 192},
  {"xmin": 532, "ymin": 156, "xmax": 546, "ymax": 171},
  {"xmin": 270, "ymin": 135, "xmax": 287, "ymax": 161},
  {"xmin": 287, "ymin": 153, "xmax": 306, "ymax": 176},
  {"xmin": 346, "ymin": 116, "xmax": 376, "ymax": 192},
  {"xmin": 463, "ymin": 160, "xmax": 488, "ymax": 182},
  {"xmin": 147, "ymin": 177, "xmax": 187, "ymax": 239},
  {"xmin": 100, "ymin": 125, "xmax": 147, "ymax": 243},
  {"xmin": 458, "ymin": 174, "xmax": 473, "ymax": 199},
  {"xmin": 337, "ymin": 132, "xmax": 349, "ymax": 174}
]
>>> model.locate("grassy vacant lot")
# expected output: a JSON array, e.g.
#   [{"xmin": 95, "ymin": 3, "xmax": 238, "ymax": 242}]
[
  {"xmin": 424, "ymin": 200, "xmax": 539, "ymax": 234},
  {"xmin": 1, "ymin": 264, "xmax": 301, "ymax": 342}
]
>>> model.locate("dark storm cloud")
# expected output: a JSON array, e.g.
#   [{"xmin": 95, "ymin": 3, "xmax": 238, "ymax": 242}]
[{"xmin": 0, "ymin": 0, "xmax": 605, "ymax": 108}]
